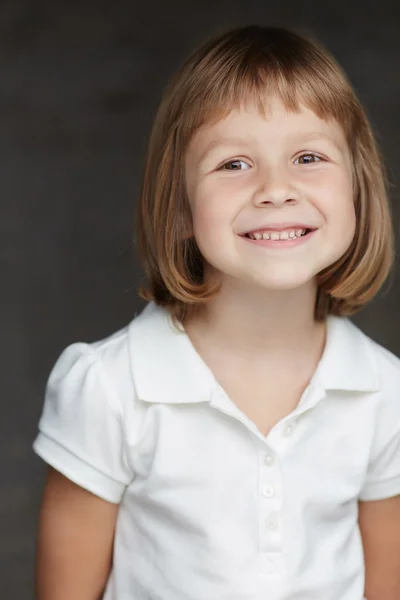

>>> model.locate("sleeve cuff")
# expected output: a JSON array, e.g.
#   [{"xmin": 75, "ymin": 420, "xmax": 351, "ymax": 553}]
[
  {"xmin": 33, "ymin": 432, "xmax": 127, "ymax": 504},
  {"xmin": 359, "ymin": 474, "xmax": 400, "ymax": 501}
]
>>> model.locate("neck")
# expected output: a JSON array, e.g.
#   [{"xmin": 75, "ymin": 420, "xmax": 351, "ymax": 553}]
[{"xmin": 184, "ymin": 277, "xmax": 325, "ymax": 363}]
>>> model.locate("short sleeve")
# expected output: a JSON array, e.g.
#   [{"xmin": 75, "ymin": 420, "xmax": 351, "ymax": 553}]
[
  {"xmin": 359, "ymin": 388, "xmax": 400, "ymax": 501},
  {"xmin": 33, "ymin": 342, "xmax": 134, "ymax": 503}
]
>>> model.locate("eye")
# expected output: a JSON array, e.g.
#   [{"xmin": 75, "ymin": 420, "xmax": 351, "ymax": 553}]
[
  {"xmin": 220, "ymin": 159, "xmax": 250, "ymax": 171},
  {"xmin": 294, "ymin": 153, "xmax": 323, "ymax": 165}
]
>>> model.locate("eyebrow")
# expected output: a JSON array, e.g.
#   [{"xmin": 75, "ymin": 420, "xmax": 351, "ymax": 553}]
[
  {"xmin": 290, "ymin": 131, "xmax": 345, "ymax": 150},
  {"xmin": 197, "ymin": 130, "xmax": 345, "ymax": 163},
  {"xmin": 198, "ymin": 137, "xmax": 252, "ymax": 162}
]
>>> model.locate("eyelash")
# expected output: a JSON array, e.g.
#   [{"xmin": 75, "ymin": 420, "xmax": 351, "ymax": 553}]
[{"xmin": 219, "ymin": 153, "xmax": 324, "ymax": 171}]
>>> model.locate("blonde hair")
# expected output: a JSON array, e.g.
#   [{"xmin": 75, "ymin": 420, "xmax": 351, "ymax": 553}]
[{"xmin": 135, "ymin": 25, "xmax": 394, "ymax": 325}]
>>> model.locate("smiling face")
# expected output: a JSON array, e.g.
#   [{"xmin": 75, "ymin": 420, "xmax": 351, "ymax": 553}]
[{"xmin": 184, "ymin": 97, "xmax": 356, "ymax": 293}]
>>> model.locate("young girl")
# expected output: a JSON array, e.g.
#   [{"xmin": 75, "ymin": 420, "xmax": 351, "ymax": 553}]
[{"xmin": 33, "ymin": 26, "xmax": 400, "ymax": 600}]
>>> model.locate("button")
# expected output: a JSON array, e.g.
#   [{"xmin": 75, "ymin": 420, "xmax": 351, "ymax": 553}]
[
  {"xmin": 284, "ymin": 423, "xmax": 295, "ymax": 436},
  {"xmin": 265, "ymin": 515, "xmax": 278, "ymax": 531},
  {"xmin": 264, "ymin": 454, "xmax": 274, "ymax": 467},
  {"xmin": 262, "ymin": 485, "xmax": 275, "ymax": 498}
]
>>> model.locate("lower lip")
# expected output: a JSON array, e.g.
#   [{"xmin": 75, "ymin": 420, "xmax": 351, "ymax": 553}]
[{"xmin": 240, "ymin": 230, "xmax": 317, "ymax": 248}]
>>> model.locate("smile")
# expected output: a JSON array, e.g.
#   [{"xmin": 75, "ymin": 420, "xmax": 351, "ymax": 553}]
[
  {"xmin": 246, "ymin": 228, "xmax": 309, "ymax": 241},
  {"xmin": 240, "ymin": 227, "xmax": 317, "ymax": 248}
]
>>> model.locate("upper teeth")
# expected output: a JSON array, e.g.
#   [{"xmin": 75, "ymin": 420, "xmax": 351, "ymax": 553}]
[{"xmin": 248, "ymin": 229, "xmax": 306, "ymax": 240}]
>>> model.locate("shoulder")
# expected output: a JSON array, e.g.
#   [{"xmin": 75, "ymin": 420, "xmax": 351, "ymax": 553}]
[
  {"xmin": 319, "ymin": 315, "xmax": 400, "ymax": 395},
  {"xmin": 352, "ymin": 322, "xmax": 400, "ymax": 391},
  {"xmin": 89, "ymin": 322, "xmax": 133, "ymax": 398},
  {"xmin": 343, "ymin": 319, "xmax": 400, "ymax": 430},
  {"xmin": 46, "ymin": 315, "xmax": 140, "ymax": 417},
  {"xmin": 50, "ymin": 301, "xmax": 182, "ymax": 411},
  {"xmin": 50, "ymin": 302, "xmax": 169, "ymax": 408}
]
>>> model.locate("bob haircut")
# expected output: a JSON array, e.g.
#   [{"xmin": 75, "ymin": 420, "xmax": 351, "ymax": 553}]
[{"xmin": 136, "ymin": 25, "xmax": 394, "ymax": 325}]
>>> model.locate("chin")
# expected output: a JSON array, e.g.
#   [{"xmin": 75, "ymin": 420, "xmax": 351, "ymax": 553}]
[
  {"xmin": 212, "ymin": 263, "xmax": 322, "ymax": 293},
  {"xmin": 243, "ymin": 267, "xmax": 319, "ymax": 292}
]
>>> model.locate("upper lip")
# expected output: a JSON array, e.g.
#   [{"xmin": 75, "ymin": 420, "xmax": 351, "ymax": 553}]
[{"xmin": 240, "ymin": 223, "xmax": 317, "ymax": 236}]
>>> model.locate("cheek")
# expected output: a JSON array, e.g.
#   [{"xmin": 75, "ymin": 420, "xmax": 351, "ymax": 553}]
[
  {"xmin": 322, "ymin": 173, "xmax": 356, "ymax": 252},
  {"xmin": 317, "ymin": 171, "xmax": 355, "ymax": 222},
  {"xmin": 335, "ymin": 177, "xmax": 356, "ymax": 228},
  {"xmin": 191, "ymin": 183, "xmax": 234, "ymax": 236}
]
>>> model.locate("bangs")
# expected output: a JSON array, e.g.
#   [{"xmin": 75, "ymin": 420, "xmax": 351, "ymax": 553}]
[{"xmin": 175, "ymin": 27, "xmax": 356, "ymax": 145}]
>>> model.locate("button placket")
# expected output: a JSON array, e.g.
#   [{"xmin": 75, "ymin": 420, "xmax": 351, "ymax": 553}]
[
  {"xmin": 265, "ymin": 513, "xmax": 279, "ymax": 531},
  {"xmin": 259, "ymin": 446, "xmax": 283, "ymax": 560}
]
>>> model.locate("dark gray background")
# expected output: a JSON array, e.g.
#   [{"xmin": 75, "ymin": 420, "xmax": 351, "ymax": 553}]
[{"xmin": 1, "ymin": 0, "xmax": 399, "ymax": 596}]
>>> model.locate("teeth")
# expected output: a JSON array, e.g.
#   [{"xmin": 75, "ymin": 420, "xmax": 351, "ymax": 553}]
[{"xmin": 248, "ymin": 228, "xmax": 307, "ymax": 240}]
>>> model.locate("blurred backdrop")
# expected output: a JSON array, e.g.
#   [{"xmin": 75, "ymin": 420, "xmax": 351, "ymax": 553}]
[{"xmin": 1, "ymin": 0, "xmax": 399, "ymax": 596}]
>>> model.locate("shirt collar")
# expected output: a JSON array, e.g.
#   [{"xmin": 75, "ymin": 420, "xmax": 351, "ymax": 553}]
[
  {"xmin": 128, "ymin": 302, "xmax": 217, "ymax": 404},
  {"xmin": 313, "ymin": 314, "xmax": 379, "ymax": 392},
  {"xmin": 128, "ymin": 302, "xmax": 380, "ymax": 404}
]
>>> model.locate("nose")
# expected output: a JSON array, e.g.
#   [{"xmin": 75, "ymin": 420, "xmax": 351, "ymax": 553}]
[{"xmin": 252, "ymin": 166, "xmax": 299, "ymax": 207}]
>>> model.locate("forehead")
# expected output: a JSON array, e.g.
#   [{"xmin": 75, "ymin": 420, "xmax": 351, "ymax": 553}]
[{"xmin": 188, "ymin": 97, "xmax": 347, "ymax": 154}]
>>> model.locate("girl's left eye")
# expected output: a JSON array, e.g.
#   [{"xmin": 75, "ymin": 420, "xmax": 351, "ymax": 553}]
[
  {"xmin": 294, "ymin": 154, "xmax": 322, "ymax": 165},
  {"xmin": 220, "ymin": 159, "xmax": 250, "ymax": 171}
]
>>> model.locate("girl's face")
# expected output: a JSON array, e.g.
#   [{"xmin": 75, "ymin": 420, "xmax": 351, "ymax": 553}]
[{"xmin": 184, "ymin": 97, "xmax": 355, "ymax": 292}]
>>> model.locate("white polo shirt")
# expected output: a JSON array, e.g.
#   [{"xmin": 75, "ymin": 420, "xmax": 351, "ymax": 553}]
[{"xmin": 33, "ymin": 301, "xmax": 400, "ymax": 600}]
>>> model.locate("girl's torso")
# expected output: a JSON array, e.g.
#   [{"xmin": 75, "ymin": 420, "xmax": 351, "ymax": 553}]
[
  {"xmin": 34, "ymin": 302, "xmax": 400, "ymax": 600},
  {"xmin": 101, "ymin": 303, "xmax": 391, "ymax": 600}
]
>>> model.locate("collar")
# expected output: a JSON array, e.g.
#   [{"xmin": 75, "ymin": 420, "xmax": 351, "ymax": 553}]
[
  {"xmin": 128, "ymin": 302, "xmax": 217, "ymax": 404},
  {"xmin": 127, "ymin": 302, "xmax": 380, "ymax": 404},
  {"xmin": 313, "ymin": 314, "xmax": 379, "ymax": 392}
]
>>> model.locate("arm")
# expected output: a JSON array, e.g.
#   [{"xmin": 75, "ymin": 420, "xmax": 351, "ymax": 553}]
[
  {"xmin": 35, "ymin": 467, "xmax": 119, "ymax": 600},
  {"xmin": 358, "ymin": 495, "xmax": 400, "ymax": 600}
]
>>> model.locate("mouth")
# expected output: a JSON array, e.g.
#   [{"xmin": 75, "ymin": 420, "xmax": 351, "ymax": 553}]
[{"xmin": 242, "ymin": 227, "xmax": 316, "ymax": 241}]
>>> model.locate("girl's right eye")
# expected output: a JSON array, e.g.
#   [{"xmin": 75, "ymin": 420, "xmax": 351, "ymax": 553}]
[{"xmin": 220, "ymin": 159, "xmax": 250, "ymax": 171}]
